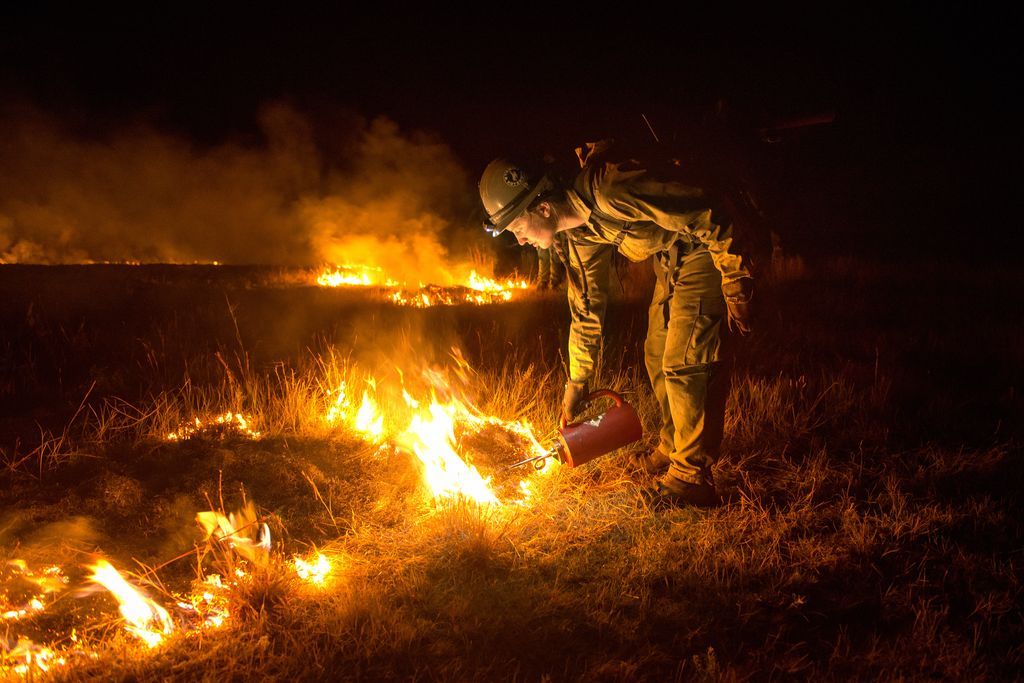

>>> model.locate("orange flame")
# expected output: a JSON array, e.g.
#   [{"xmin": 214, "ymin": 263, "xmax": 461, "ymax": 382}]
[
  {"xmin": 174, "ymin": 573, "xmax": 232, "ymax": 630},
  {"xmin": 86, "ymin": 560, "xmax": 174, "ymax": 648},
  {"xmin": 316, "ymin": 264, "xmax": 400, "ymax": 287},
  {"xmin": 354, "ymin": 392, "xmax": 385, "ymax": 441},
  {"xmin": 320, "ymin": 358, "xmax": 553, "ymax": 505},
  {"xmin": 292, "ymin": 553, "xmax": 332, "ymax": 586},
  {"xmin": 166, "ymin": 411, "xmax": 260, "ymax": 441},
  {"xmin": 2, "ymin": 638, "xmax": 65, "ymax": 675},
  {"xmin": 396, "ymin": 397, "xmax": 498, "ymax": 505},
  {"xmin": 2, "ymin": 560, "xmax": 67, "ymax": 621},
  {"xmin": 325, "ymin": 378, "xmax": 385, "ymax": 442},
  {"xmin": 316, "ymin": 265, "xmax": 530, "ymax": 307}
]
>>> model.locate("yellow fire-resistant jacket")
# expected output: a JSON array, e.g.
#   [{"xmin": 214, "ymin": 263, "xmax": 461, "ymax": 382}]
[{"xmin": 556, "ymin": 143, "xmax": 750, "ymax": 384}]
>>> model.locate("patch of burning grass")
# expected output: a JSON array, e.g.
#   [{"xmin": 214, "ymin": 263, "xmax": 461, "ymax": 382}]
[{"xmin": 1, "ymin": 258, "xmax": 1022, "ymax": 679}]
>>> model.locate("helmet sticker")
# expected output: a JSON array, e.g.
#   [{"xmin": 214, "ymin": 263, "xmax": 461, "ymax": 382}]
[{"xmin": 503, "ymin": 168, "xmax": 526, "ymax": 187}]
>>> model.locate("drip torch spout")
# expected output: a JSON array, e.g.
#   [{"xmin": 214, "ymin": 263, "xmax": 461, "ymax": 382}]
[{"xmin": 505, "ymin": 444, "xmax": 564, "ymax": 471}]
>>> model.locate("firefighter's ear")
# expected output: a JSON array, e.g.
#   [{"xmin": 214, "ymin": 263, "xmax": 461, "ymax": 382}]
[{"xmin": 533, "ymin": 201, "xmax": 553, "ymax": 219}]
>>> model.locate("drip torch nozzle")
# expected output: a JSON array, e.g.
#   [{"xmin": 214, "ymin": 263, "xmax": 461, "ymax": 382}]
[{"xmin": 505, "ymin": 443, "xmax": 565, "ymax": 471}]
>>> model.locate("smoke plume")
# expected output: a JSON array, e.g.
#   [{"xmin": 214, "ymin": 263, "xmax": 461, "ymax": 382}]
[{"xmin": 0, "ymin": 102, "xmax": 484, "ymax": 279}]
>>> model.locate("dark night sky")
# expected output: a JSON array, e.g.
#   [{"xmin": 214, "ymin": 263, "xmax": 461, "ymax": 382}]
[{"xmin": 1, "ymin": 6, "xmax": 1018, "ymax": 255}]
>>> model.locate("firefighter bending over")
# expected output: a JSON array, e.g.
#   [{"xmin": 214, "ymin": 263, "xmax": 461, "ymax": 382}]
[{"xmin": 479, "ymin": 141, "xmax": 753, "ymax": 507}]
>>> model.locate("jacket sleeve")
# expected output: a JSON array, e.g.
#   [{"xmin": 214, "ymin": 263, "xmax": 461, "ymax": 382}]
[
  {"xmin": 562, "ymin": 237, "xmax": 614, "ymax": 384},
  {"xmin": 591, "ymin": 161, "xmax": 750, "ymax": 286}
]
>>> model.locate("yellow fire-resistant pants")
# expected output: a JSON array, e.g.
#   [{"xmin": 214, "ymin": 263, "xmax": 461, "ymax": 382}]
[{"xmin": 644, "ymin": 246, "xmax": 731, "ymax": 486}]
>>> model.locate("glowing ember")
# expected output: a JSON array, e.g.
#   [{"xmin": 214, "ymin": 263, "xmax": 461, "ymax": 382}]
[
  {"xmin": 1, "ymin": 560, "xmax": 67, "ymax": 621},
  {"xmin": 86, "ymin": 560, "xmax": 174, "ymax": 648},
  {"xmin": 196, "ymin": 502, "xmax": 271, "ymax": 564},
  {"xmin": 166, "ymin": 411, "xmax": 260, "ymax": 441},
  {"xmin": 2, "ymin": 638, "xmax": 66, "ymax": 675},
  {"xmin": 292, "ymin": 553, "xmax": 332, "ymax": 586},
  {"xmin": 315, "ymin": 265, "xmax": 530, "ymax": 307},
  {"xmin": 175, "ymin": 574, "xmax": 231, "ymax": 630}
]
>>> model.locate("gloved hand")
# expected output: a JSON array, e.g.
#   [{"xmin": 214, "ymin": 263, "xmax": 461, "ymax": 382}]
[
  {"xmin": 562, "ymin": 380, "xmax": 589, "ymax": 422},
  {"xmin": 723, "ymin": 277, "xmax": 754, "ymax": 335}
]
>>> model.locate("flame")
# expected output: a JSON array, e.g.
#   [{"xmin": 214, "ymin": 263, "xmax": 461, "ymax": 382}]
[
  {"xmin": 86, "ymin": 560, "xmax": 174, "ymax": 648},
  {"xmin": 0, "ymin": 350, "xmax": 563, "ymax": 675},
  {"xmin": 466, "ymin": 271, "xmax": 530, "ymax": 293},
  {"xmin": 354, "ymin": 391, "xmax": 385, "ymax": 441},
  {"xmin": 316, "ymin": 265, "xmax": 531, "ymax": 307},
  {"xmin": 174, "ymin": 574, "xmax": 231, "ymax": 630},
  {"xmin": 166, "ymin": 411, "xmax": 260, "ymax": 441},
  {"xmin": 316, "ymin": 264, "xmax": 397, "ymax": 287},
  {"xmin": 320, "ymin": 356, "xmax": 554, "ymax": 505},
  {"xmin": 397, "ymin": 398, "xmax": 499, "ymax": 505},
  {"xmin": 196, "ymin": 501, "xmax": 272, "ymax": 564},
  {"xmin": 292, "ymin": 553, "xmax": 332, "ymax": 586},
  {"xmin": 2, "ymin": 638, "xmax": 66, "ymax": 675},
  {"xmin": 325, "ymin": 380, "xmax": 350, "ymax": 425},
  {"xmin": 325, "ymin": 378, "xmax": 386, "ymax": 442}
]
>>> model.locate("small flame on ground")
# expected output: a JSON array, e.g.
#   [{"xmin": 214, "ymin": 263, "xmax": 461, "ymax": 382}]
[
  {"xmin": 3, "ymin": 638, "xmax": 66, "ymax": 675},
  {"xmin": 292, "ymin": 553, "xmax": 332, "ymax": 586},
  {"xmin": 2, "ymin": 560, "xmax": 68, "ymax": 621},
  {"xmin": 2, "ymin": 505, "xmax": 343, "ymax": 674},
  {"xmin": 354, "ymin": 391, "xmax": 385, "ymax": 442},
  {"xmin": 174, "ymin": 574, "xmax": 231, "ymax": 630},
  {"xmin": 166, "ymin": 411, "xmax": 260, "ymax": 441},
  {"xmin": 325, "ymin": 380, "xmax": 350, "ymax": 425},
  {"xmin": 86, "ymin": 560, "xmax": 174, "ymax": 648},
  {"xmin": 325, "ymin": 379, "xmax": 385, "ymax": 442}
]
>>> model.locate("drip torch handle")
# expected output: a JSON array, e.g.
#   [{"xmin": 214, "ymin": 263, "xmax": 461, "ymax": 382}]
[{"xmin": 559, "ymin": 389, "xmax": 626, "ymax": 429}]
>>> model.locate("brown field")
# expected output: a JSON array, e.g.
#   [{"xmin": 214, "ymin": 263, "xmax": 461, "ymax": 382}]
[{"xmin": 0, "ymin": 258, "xmax": 1021, "ymax": 681}]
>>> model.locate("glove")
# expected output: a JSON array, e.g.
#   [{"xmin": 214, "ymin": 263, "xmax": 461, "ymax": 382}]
[
  {"xmin": 723, "ymin": 277, "xmax": 754, "ymax": 335},
  {"xmin": 562, "ymin": 380, "xmax": 589, "ymax": 422}
]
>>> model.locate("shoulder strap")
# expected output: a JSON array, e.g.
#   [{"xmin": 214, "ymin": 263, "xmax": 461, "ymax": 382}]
[{"xmin": 572, "ymin": 188, "xmax": 630, "ymax": 247}]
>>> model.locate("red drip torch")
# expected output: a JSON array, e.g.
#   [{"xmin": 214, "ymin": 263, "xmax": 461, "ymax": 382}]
[{"xmin": 506, "ymin": 390, "xmax": 643, "ymax": 470}]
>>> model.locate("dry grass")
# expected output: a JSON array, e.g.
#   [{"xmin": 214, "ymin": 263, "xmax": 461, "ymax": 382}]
[{"xmin": 0, "ymin": 258, "xmax": 1021, "ymax": 680}]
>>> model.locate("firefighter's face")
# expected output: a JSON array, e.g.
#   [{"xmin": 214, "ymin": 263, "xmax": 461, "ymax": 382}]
[{"xmin": 507, "ymin": 203, "xmax": 555, "ymax": 249}]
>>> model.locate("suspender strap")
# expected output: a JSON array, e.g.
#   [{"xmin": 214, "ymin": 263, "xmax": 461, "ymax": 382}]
[
  {"xmin": 568, "ymin": 239, "xmax": 591, "ymax": 314},
  {"xmin": 661, "ymin": 241, "xmax": 682, "ymax": 328},
  {"xmin": 610, "ymin": 221, "xmax": 629, "ymax": 247},
  {"xmin": 553, "ymin": 235, "xmax": 591, "ymax": 316}
]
